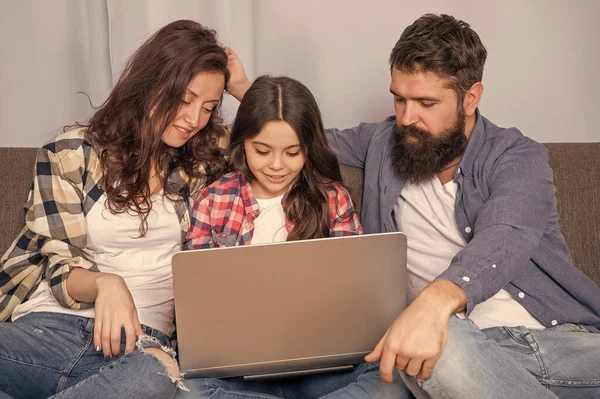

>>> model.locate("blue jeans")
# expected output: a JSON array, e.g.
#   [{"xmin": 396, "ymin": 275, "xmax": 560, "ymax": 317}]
[
  {"xmin": 177, "ymin": 362, "xmax": 413, "ymax": 398},
  {"xmin": 0, "ymin": 312, "xmax": 181, "ymax": 399},
  {"xmin": 403, "ymin": 316, "xmax": 600, "ymax": 398}
]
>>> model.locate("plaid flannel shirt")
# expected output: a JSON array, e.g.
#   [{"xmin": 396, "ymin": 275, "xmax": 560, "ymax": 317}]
[
  {"xmin": 185, "ymin": 171, "xmax": 362, "ymax": 249},
  {"xmin": 0, "ymin": 128, "xmax": 212, "ymax": 321}
]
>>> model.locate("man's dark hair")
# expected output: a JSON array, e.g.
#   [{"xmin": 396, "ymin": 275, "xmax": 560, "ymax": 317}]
[{"xmin": 389, "ymin": 14, "xmax": 487, "ymax": 102}]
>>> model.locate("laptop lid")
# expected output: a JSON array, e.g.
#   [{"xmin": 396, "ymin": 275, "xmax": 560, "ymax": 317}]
[{"xmin": 172, "ymin": 232, "xmax": 407, "ymax": 379}]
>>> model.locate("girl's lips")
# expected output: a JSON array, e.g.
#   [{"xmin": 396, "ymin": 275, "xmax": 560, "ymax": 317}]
[{"xmin": 264, "ymin": 173, "xmax": 286, "ymax": 183}]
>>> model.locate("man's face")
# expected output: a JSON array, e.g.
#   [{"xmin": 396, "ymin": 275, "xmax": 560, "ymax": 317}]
[{"xmin": 390, "ymin": 68, "xmax": 467, "ymax": 183}]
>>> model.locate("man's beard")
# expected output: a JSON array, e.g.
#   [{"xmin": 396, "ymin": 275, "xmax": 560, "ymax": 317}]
[{"xmin": 391, "ymin": 112, "xmax": 468, "ymax": 184}]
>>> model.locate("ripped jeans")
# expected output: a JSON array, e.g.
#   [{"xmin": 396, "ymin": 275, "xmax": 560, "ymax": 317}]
[{"xmin": 0, "ymin": 312, "xmax": 181, "ymax": 399}]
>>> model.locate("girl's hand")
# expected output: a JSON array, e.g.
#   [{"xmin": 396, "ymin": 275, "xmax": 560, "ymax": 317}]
[
  {"xmin": 93, "ymin": 273, "xmax": 145, "ymax": 357},
  {"xmin": 222, "ymin": 45, "xmax": 252, "ymax": 101}
]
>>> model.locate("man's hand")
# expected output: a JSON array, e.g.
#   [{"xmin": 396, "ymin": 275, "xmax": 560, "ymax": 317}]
[
  {"xmin": 93, "ymin": 273, "xmax": 145, "ymax": 357},
  {"xmin": 365, "ymin": 279, "xmax": 467, "ymax": 382},
  {"xmin": 221, "ymin": 45, "xmax": 251, "ymax": 101}
]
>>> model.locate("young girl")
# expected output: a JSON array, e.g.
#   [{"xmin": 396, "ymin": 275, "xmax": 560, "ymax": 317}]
[
  {"xmin": 0, "ymin": 20, "xmax": 230, "ymax": 399},
  {"xmin": 186, "ymin": 75, "xmax": 361, "ymax": 250},
  {"xmin": 182, "ymin": 76, "xmax": 404, "ymax": 399}
]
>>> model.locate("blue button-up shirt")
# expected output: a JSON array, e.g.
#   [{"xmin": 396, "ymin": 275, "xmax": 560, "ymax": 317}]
[{"xmin": 326, "ymin": 111, "xmax": 600, "ymax": 331}]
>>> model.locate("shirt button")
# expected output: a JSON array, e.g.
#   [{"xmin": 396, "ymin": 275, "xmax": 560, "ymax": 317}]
[
  {"xmin": 462, "ymin": 276, "xmax": 470, "ymax": 282},
  {"xmin": 518, "ymin": 292, "xmax": 525, "ymax": 299},
  {"xmin": 551, "ymin": 320, "xmax": 558, "ymax": 326},
  {"xmin": 492, "ymin": 264, "xmax": 497, "ymax": 268},
  {"xmin": 244, "ymin": 223, "xmax": 251, "ymax": 229},
  {"xmin": 465, "ymin": 227, "xmax": 472, "ymax": 233},
  {"xmin": 457, "ymin": 167, "xmax": 462, "ymax": 174}
]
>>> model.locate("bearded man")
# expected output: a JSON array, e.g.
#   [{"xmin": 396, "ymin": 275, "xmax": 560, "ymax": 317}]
[{"xmin": 325, "ymin": 13, "xmax": 600, "ymax": 399}]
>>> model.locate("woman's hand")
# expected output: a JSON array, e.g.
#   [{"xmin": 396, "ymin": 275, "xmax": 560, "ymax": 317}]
[
  {"xmin": 222, "ymin": 45, "xmax": 252, "ymax": 101},
  {"xmin": 93, "ymin": 273, "xmax": 145, "ymax": 357}
]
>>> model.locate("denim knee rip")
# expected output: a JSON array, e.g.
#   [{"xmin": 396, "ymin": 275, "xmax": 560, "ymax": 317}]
[{"xmin": 136, "ymin": 335, "xmax": 189, "ymax": 391}]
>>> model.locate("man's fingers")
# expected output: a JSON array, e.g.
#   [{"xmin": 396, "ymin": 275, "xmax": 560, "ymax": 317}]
[
  {"xmin": 405, "ymin": 357, "xmax": 425, "ymax": 377},
  {"xmin": 417, "ymin": 357, "xmax": 439, "ymax": 380},
  {"xmin": 378, "ymin": 347, "xmax": 398, "ymax": 384},
  {"xmin": 364, "ymin": 333, "xmax": 386, "ymax": 362},
  {"xmin": 395, "ymin": 356, "xmax": 409, "ymax": 371}
]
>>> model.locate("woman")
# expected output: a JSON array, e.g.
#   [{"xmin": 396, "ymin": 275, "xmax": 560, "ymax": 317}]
[{"xmin": 0, "ymin": 20, "xmax": 229, "ymax": 399}]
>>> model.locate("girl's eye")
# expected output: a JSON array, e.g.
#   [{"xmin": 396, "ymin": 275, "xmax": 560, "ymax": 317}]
[
  {"xmin": 181, "ymin": 100, "xmax": 191, "ymax": 105},
  {"xmin": 255, "ymin": 150, "xmax": 269, "ymax": 155},
  {"xmin": 287, "ymin": 152, "xmax": 301, "ymax": 157},
  {"xmin": 202, "ymin": 107, "xmax": 215, "ymax": 113}
]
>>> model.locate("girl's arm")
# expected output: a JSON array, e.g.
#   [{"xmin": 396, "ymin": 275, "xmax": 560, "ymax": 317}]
[{"xmin": 328, "ymin": 183, "xmax": 363, "ymax": 236}]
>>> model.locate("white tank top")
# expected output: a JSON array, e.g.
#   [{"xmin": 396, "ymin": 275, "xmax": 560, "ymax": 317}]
[
  {"xmin": 12, "ymin": 193, "xmax": 181, "ymax": 336},
  {"xmin": 393, "ymin": 177, "xmax": 544, "ymax": 330}
]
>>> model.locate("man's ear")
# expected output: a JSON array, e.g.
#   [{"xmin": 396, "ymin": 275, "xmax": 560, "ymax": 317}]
[{"xmin": 463, "ymin": 82, "xmax": 484, "ymax": 117}]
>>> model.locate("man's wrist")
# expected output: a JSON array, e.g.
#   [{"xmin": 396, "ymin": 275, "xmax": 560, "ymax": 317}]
[{"xmin": 421, "ymin": 279, "xmax": 467, "ymax": 314}]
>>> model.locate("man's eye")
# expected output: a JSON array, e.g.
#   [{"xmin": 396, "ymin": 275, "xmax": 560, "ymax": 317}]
[{"xmin": 421, "ymin": 102, "xmax": 434, "ymax": 108}]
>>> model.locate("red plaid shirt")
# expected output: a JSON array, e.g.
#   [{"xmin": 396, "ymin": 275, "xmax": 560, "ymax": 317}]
[{"xmin": 185, "ymin": 171, "xmax": 362, "ymax": 249}]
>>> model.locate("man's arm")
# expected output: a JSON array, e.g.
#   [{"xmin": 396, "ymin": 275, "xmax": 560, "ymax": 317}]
[
  {"xmin": 438, "ymin": 136, "xmax": 555, "ymax": 315},
  {"xmin": 325, "ymin": 121, "xmax": 384, "ymax": 169}
]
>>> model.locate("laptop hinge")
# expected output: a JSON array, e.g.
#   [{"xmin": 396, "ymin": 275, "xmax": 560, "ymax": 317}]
[{"xmin": 243, "ymin": 365, "xmax": 355, "ymax": 381}]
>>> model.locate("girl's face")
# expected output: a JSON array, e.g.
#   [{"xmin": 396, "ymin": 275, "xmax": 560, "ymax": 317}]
[
  {"xmin": 244, "ymin": 120, "xmax": 306, "ymax": 199},
  {"xmin": 161, "ymin": 71, "xmax": 225, "ymax": 148}
]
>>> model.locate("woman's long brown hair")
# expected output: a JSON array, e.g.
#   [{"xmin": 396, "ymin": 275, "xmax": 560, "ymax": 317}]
[
  {"xmin": 84, "ymin": 20, "xmax": 229, "ymax": 235},
  {"xmin": 229, "ymin": 75, "xmax": 346, "ymax": 240}
]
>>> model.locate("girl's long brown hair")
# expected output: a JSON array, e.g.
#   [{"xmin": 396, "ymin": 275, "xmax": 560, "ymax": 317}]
[
  {"xmin": 229, "ymin": 75, "xmax": 346, "ymax": 240},
  {"xmin": 83, "ymin": 20, "xmax": 229, "ymax": 235}
]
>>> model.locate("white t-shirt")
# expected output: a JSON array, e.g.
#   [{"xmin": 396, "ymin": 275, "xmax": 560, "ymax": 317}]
[
  {"xmin": 393, "ymin": 177, "xmax": 544, "ymax": 330},
  {"xmin": 12, "ymin": 193, "xmax": 181, "ymax": 336},
  {"xmin": 252, "ymin": 195, "xmax": 288, "ymax": 244}
]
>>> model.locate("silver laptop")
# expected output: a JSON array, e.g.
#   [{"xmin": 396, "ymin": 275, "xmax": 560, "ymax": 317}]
[{"xmin": 172, "ymin": 232, "xmax": 407, "ymax": 380}]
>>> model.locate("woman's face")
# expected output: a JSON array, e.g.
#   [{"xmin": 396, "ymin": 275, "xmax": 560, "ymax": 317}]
[{"xmin": 161, "ymin": 71, "xmax": 225, "ymax": 148}]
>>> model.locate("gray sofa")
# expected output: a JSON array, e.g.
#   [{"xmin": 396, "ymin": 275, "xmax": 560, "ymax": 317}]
[{"xmin": 1, "ymin": 144, "xmax": 599, "ymax": 288}]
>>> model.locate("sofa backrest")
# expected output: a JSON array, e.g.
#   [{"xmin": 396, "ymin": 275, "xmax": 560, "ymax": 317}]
[
  {"xmin": 0, "ymin": 148, "xmax": 38, "ymax": 258},
  {"xmin": 1, "ymin": 144, "xmax": 599, "ymax": 286}
]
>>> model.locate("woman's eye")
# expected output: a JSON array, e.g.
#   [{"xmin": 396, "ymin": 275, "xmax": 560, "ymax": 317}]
[
  {"xmin": 181, "ymin": 99, "xmax": 191, "ymax": 105},
  {"xmin": 202, "ymin": 107, "xmax": 215, "ymax": 113},
  {"xmin": 287, "ymin": 152, "xmax": 300, "ymax": 157},
  {"xmin": 255, "ymin": 150, "xmax": 269, "ymax": 155}
]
